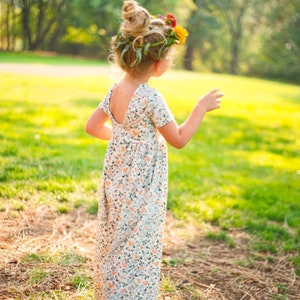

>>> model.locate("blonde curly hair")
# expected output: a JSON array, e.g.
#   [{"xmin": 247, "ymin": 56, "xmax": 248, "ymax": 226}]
[{"xmin": 110, "ymin": 1, "xmax": 183, "ymax": 76}]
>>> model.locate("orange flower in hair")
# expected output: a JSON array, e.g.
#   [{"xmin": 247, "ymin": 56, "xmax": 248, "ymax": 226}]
[{"xmin": 174, "ymin": 25, "xmax": 188, "ymax": 45}]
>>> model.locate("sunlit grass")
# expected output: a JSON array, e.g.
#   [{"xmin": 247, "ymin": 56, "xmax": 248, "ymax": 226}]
[
  {"xmin": 0, "ymin": 50, "xmax": 107, "ymax": 66},
  {"xmin": 1, "ymin": 55, "xmax": 300, "ymax": 278},
  {"xmin": 0, "ymin": 72, "xmax": 109, "ymax": 214}
]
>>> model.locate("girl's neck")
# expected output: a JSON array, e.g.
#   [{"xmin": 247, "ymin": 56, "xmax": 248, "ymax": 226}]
[{"xmin": 123, "ymin": 72, "xmax": 151, "ymax": 87}]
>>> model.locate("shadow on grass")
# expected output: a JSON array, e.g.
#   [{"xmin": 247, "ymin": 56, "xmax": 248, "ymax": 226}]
[{"xmin": 168, "ymin": 114, "xmax": 299, "ymax": 247}]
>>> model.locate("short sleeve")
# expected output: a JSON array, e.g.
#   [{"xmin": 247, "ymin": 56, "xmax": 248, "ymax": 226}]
[
  {"xmin": 99, "ymin": 98, "xmax": 108, "ymax": 115},
  {"xmin": 98, "ymin": 85, "xmax": 115, "ymax": 115},
  {"xmin": 148, "ymin": 90, "xmax": 174, "ymax": 128}
]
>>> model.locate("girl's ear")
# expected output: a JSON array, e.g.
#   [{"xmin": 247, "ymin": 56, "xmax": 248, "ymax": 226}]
[
  {"xmin": 152, "ymin": 60, "xmax": 162, "ymax": 75},
  {"xmin": 154, "ymin": 60, "xmax": 161, "ymax": 68}
]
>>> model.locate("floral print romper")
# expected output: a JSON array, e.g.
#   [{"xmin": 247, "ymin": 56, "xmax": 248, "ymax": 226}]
[{"xmin": 94, "ymin": 83, "xmax": 174, "ymax": 300}]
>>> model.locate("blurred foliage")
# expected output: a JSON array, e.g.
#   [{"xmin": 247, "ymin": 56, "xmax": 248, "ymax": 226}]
[{"xmin": 0, "ymin": 0, "xmax": 299, "ymax": 83}]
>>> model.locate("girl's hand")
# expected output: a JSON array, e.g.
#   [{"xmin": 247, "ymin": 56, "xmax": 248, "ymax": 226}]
[{"xmin": 198, "ymin": 88, "xmax": 224, "ymax": 112}]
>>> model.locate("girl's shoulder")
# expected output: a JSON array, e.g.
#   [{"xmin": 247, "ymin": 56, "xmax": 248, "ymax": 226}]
[{"xmin": 139, "ymin": 83, "xmax": 164, "ymax": 102}]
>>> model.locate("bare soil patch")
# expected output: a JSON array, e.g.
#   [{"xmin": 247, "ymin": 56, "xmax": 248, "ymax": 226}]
[
  {"xmin": 0, "ymin": 207, "xmax": 299, "ymax": 299},
  {"xmin": 162, "ymin": 215, "xmax": 299, "ymax": 299}
]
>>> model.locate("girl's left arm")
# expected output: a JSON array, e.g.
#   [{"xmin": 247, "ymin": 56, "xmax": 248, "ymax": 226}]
[{"xmin": 85, "ymin": 107, "xmax": 112, "ymax": 140}]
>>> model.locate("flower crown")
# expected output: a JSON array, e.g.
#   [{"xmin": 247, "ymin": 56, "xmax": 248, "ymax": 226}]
[
  {"xmin": 115, "ymin": 13, "xmax": 188, "ymax": 66},
  {"xmin": 156, "ymin": 13, "xmax": 188, "ymax": 45}
]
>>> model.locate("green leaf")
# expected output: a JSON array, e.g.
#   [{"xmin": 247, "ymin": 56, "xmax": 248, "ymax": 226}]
[
  {"xmin": 158, "ymin": 42, "xmax": 167, "ymax": 58},
  {"xmin": 136, "ymin": 47, "xmax": 143, "ymax": 63},
  {"xmin": 144, "ymin": 43, "xmax": 151, "ymax": 55},
  {"xmin": 120, "ymin": 44, "xmax": 131, "ymax": 66},
  {"xmin": 130, "ymin": 47, "xmax": 143, "ymax": 67}
]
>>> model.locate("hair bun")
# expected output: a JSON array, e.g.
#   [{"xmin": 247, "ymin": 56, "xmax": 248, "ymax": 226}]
[{"xmin": 121, "ymin": 1, "xmax": 150, "ymax": 37}]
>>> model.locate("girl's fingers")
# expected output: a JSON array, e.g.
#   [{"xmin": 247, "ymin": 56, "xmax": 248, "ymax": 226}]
[
  {"xmin": 209, "ymin": 89, "xmax": 224, "ymax": 99},
  {"xmin": 210, "ymin": 88, "xmax": 220, "ymax": 94}
]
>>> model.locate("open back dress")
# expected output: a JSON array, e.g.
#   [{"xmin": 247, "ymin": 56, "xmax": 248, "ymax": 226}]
[{"xmin": 94, "ymin": 83, "xmax": 173, "ymax": 300}]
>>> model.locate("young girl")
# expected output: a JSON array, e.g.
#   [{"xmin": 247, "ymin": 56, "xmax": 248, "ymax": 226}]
[{"xmin": 86, "ymin": 1, "xmax": 223, "ymax": 299}]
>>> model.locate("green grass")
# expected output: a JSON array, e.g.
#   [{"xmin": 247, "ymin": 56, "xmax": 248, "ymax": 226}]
[
  {"xmin": 205, "ymin": 231, "xmax": 235, "ymax": 247},
  {"xmin": 1, "ymin": 52, "xmax": 300, "ymax": 283},
  {"xmin": 70, "ymin": 274, "xmax": 91, "ymax": 289},
  {"xmin": 28, "ymin": 268, "xmax": 48, "ymax": 284},
  {"xmin": 19, "ymin": 250, "xmax": 91, "ymax": 299},
  {"xmin": 0, "ymin": 50, "xmax": 106, "ymax": 66}
]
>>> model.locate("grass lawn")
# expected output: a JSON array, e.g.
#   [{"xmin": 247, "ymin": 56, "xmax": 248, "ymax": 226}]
[
  {"xmin": 1, "ymin": 51, "xmax": 300, "ymax": 299},
  {"xmin": 0, "ymin": 50, "xmax": 107, "ymax": 66}
]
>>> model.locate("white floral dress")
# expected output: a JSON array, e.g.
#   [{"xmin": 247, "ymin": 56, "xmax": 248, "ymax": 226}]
[{"xmin": 94, "ymin": 83, "xmax": 174, "ymax": 300}]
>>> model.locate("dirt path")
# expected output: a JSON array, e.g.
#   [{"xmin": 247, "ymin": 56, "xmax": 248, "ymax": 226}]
[
  {"xmin": 1, "ymin": 207, "xmax": 299, "ymax": 299},
  {"xmin": 0, "ymin": 63, "xmax": 113, "ymax": 77}
]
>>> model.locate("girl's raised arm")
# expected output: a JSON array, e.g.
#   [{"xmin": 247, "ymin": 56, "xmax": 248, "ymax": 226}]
[{"xmin": 159, "ymin": 88, "xmax": 223, "ymax": 149}]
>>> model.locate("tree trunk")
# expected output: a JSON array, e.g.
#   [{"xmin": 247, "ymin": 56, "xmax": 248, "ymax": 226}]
[
  {"xmin": 0, "ymin": 1, "xmax": 3, "ymax": 50},
  {"xmin": 230, "ymin": 31, "xmax": 239, "ymax": 74},
  {"xmin": 11, "ymin": 0, "xmax": 16, "ymax": 51},
  {"xmin": 48, "ymin": 22, "xmax": 62, "ymax": 52},
  {"xmin": 5, "ymin": 1, "xmax": 10, "ymax": 50},
  {"xmin": 48, "ymin": 0, "xmax": 68, "ymax": 52},
  {"xmin": 229, "ymin": 14, "xmax": 242, "ymax": 74},
  {"xmin": 21, "ymin": 0, "xmax": 32, "ymax": 50},
  {"xmin": 184, "ymin": 42, "xmax": 194, "ymax": 70},
  {"xmin": 28, "ymin": 0, "xmax": 67, "ymax": 51}
]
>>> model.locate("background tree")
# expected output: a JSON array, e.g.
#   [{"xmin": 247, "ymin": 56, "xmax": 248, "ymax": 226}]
[
  {"xmin": 247, "ymin": 0, "xmax": 300, "ymax": 82},
  {"xmin": 57, "ymin": 0, "xmax": 180, "ymax": 57},
  {"xmin": 20, "ymin": 0, "xmax": 68, "ymax": 51},
  {"xmin": 183, "ymin": 0, "xmax": 300, "ymax": 82},
  {"xmin": 0, "ymin": 0, "xmax": 299, "ymax": 83},
  {"xmin": 0, "ymin": 0, "xmax": 19, "ymax": 50},
  {"xmin": 184, "ymin": 0, "xmax": 221, "ymax": 71},
  {"xmin": 213, "ymin": 0, "xmax": 255, "ymax": 74},
  {"xmin": 185, "ymin": 0, "xmax": 265, "ymax": 74}
]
